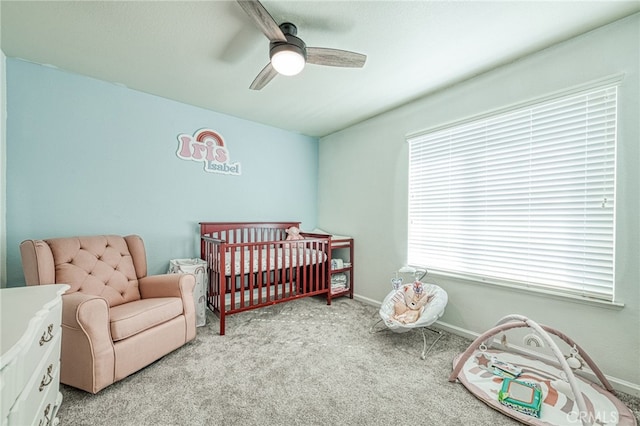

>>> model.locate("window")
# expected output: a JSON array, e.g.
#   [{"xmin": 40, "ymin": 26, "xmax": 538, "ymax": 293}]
[{"xmin": 407, "ymin": 83, "xmax": 618, "ymax": 302}]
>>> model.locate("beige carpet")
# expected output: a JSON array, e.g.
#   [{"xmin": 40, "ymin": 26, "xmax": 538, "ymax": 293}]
[{"xmin": 57, "ymin": 297, "xmax": 639, "ymax": 425}]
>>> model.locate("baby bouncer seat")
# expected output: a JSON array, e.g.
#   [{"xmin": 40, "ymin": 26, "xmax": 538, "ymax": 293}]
[{"xmin": 371, "ymin": 267, "xmax": 448, "ymax": 359}]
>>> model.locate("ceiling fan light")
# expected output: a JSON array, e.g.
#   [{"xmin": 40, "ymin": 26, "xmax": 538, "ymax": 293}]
[{"xmin": 271, "ymin": 47, "xmax": 305, "ymax": 76}]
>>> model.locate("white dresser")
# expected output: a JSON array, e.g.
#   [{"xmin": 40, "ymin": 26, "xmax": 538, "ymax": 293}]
[{"xmin": 1, "ymin": 284, "xmax": 69, "ymax": 426}]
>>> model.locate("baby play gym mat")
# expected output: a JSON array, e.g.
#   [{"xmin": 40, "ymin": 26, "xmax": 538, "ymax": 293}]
[{"xmin": 449, "ymin": 314, "xmax": 636, "ymax": 426}]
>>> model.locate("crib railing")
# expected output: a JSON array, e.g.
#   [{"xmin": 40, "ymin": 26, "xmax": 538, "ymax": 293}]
[{"xmin": 201, "ymin": 230, "xmax": 330, "ymax": 335}]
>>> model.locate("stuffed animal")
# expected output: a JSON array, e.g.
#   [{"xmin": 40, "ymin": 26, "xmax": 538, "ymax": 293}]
[
  {"xmin": 285, "ymin": 226, "xmax": 304, "ymax": 241},
  {"xmin": 392, "ymin": 282, "xmax": 434, "ymax": 324},
  {"xmin": 285, "ymin": 226, "xmax": 305, "ymax": 248}
]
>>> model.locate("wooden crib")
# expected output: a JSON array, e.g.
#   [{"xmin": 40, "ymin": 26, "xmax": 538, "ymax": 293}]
[{"xmin": 200, "ymin": 222, "xmax": 331, "ymax": 335}]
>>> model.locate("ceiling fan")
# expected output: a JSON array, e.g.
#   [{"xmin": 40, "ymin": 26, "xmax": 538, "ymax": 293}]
[{"xmin": 237, "ymin": 0, "xmax": 367, "ymax": 90}]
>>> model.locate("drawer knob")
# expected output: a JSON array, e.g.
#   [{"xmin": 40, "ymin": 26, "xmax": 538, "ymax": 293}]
[
  {"xmin": 39, "ymin": 403, "xmax": 52, "ymax": 426},
  {"xmin": 39, "ymin": 364, "xmax": 54, "ymax": 391},
  {"xmin": 39, "ymin": 324, "xmax": 54, "ymax": 346}
]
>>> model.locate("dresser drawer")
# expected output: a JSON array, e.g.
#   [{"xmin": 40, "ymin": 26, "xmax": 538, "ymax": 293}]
[
  {"xmin": 6, "ymin": 336, "xmax": 61, "ymax": 426},
  {"xmin": 1, "ymin": 285, "xmax": 68, "ymax": 426},
  {"xmin": 27, "ymin": 372, "xmax": 61, "ymax": 426},
  {"xmin": 1, "ymin": 357, "xmax": 21, "ymax": 418},
  {"xmin": 1, "ymin": 295, "xmax": 62, "ymax": 418},
  {"xmin": 33, "ymin": 390, "xmax": 62, "ymax": 426},
  {"xmin": 23, "ymin": 301, "xmax": 63, "ymax": 385}
]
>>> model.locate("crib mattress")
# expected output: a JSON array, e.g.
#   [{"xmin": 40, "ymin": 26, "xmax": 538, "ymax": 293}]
[
  {"xmin": 453, "ymin": 349, "xmax": 636, "ymax": 426},
  {"xmin": 218, "ymin": 247, "xmax": 327, "ymax": 276}
]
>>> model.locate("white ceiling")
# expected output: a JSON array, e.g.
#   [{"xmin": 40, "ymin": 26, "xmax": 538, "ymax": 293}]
[{"xmin": 2, "ymin": 1, "xmax": 639, "ymax": 137}]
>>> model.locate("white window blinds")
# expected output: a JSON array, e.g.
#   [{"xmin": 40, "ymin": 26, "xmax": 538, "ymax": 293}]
[{"xmin": 407, "ymin": 84, "xmax": 617, "ymax": 301}]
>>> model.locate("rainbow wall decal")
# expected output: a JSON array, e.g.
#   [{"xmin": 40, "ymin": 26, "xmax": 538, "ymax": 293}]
[{"xmin": 176, "ymin": 128, "xmax": 241, "ymax": 175}]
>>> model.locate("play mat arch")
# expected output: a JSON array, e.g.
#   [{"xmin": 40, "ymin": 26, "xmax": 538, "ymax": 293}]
[{"xmin": 449, "ymin": 314, "xmax": 637, "ymax": 426}]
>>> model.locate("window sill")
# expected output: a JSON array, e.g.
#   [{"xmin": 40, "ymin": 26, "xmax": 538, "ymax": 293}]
[{"xmin": 425, "ymin": 270, "xmax": 625, "ymax": 310}]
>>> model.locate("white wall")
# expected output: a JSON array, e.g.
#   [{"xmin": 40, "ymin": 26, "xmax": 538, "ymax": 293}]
[{"xmin": 318, "ymin": 14, "xmax": 640, "ymax": 393}]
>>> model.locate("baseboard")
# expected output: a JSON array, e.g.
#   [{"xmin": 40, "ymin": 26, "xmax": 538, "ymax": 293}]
[
  {"xmin": 353, "ymin": 293, "xmax": 640, "ymax": 397},
  {"xmin": 353, "ymin": 293, "xmax": 381, "ymax": 307}
]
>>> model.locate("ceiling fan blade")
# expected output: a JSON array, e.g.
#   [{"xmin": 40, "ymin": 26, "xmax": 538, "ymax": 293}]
[
  {"xmin": 306, "ymin": 48, "xmax": 367, "ymax": 68},
  {"xmin": 237, "ymin": 0, "xmax": 286, "ymax": 43},
  {"xmin": 250, "ymin": 62, "xmax": 278, "ymax": 90}
]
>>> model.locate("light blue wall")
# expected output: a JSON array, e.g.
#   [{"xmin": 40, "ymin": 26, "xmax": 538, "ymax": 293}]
[
  {"xmin": 1, "ymin": 52, "xmax": 6, "ymax": 285},
  {"xmin": 5, "ymin": 58, "xmax": 318, "ymax": 285}
]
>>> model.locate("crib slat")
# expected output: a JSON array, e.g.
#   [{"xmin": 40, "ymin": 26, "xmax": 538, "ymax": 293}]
[{"xmin": 200, "ymin": 222, "xmax": 331, "ymax": 335}]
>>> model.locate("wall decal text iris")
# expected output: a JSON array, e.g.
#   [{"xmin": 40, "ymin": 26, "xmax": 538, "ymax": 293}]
[{"xmin": 176, "ymin": 129, "xmax": 241, "ymax": 175}]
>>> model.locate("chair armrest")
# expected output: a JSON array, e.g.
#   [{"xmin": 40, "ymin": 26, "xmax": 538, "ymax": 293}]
[
  {"xmin": 141, "ymin": 273, "xmax": 197, "ymax": 342},
  {"xmin": 62, "ymin": 292, "xmax": 112, "ymax": 340},
  {"xmin": 138, "ymin": 273, "xmax": 195, "ymax": 299},
  {"xmin": 61, "ymin": 292, "xmax": 115, "ymax": 393}
]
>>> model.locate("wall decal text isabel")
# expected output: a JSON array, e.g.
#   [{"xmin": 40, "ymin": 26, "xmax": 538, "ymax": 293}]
[{"xmin": 176, "ymin": 129, "xmax": 241, "ymax": 175}]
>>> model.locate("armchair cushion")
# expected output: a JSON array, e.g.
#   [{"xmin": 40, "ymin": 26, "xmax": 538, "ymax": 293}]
[{"xmin": 110, "ymin": 298, "xmax": 184, "ymax": 341}]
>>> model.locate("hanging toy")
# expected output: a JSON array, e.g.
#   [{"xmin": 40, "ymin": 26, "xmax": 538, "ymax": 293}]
[
  {"xmin": 565, "ymin": 345, "xmax": 583, "ymax": 370},
  {"xmin": 391, "ymin": 272, "xmax": 403, "ymax": 290},
  {"xmin": 500, "ymin": 333, "xmax": 509, "ymax": 348}
]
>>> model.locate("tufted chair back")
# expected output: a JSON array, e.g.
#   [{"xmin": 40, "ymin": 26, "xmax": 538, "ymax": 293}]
[{"xmin": 22, "ymin": 235, "xmax": 146, "ymax": 307}]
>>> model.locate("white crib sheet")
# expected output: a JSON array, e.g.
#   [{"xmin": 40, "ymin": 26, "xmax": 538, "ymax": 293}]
[{"xmin": 219, "ymin": 247, "xmax": 327, "ymax": 276}]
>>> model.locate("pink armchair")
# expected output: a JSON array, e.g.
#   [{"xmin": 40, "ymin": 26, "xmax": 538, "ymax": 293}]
[{"xmin": 20, "ymin": 235, "xmax": 196, "ymax": 394}]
